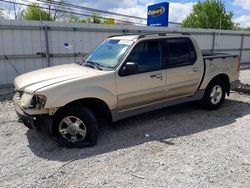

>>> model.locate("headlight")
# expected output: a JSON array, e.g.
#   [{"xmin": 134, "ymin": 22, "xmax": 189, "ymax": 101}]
[
  {"xmin": 32, "ymin": 95, "xmax": 47, "ymax": 109},
  {"xmin": 20, "ymin": 93, "xmax": 34, "ymax": 108},
  {"xmin": 20, "ymin": 93, "xmax": 46, "ymax": 109}
]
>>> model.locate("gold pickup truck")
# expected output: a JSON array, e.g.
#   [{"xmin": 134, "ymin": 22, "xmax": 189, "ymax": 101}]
[{"xmin": 13, "ymin": 33, "xmax": 240, "ymax": 147}]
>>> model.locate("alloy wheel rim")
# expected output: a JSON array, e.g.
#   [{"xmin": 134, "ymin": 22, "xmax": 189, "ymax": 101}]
[
  {"xmin": 210, "ymin": 85, "xmax": 223, "ymax": 105},
  {"xmin": 59, "ymin": 116, "xmax": 87, "ymax": 143}
]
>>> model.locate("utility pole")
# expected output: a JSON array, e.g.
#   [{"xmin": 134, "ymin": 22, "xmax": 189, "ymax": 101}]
[{"xmin": 12, "ymin": 0, "xmax": 17, "ymax": 20}]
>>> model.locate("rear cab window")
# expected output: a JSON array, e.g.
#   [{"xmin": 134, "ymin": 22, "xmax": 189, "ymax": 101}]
[{"xmin": 165, "ymin": 37, "xmax": 197, "ymax": 68}]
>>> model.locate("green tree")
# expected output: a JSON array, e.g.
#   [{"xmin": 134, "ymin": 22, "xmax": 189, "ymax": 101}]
[
  {"xmin": 66, "ymin": 14, "xmax": 89, "ymax": 23},
  {"xmin": 66, "ymin": 13, "xmax": 115, "ymax": 24},
  {"xmin": 21, "ymin": 3, "xmax": 51, "ymax": 21},
  {"xmin": 245, "ymin": 27, "xmax": 250, "ymax": 31},
  {"xmin": 67, "ymin": 14, "xmax": 81, "ymax": 23},
  {"xmin": 66, "ymin": 13, "xmax": 104, "ymax": 24},
  {"xmin": 182, "ymin": 0, "xmax": 237, "ymax": 30},
  {"xmin": 92, "ymin": 13, "xmax": 102, "ymax": 23}
]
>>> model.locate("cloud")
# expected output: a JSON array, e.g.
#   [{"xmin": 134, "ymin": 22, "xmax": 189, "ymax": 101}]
[
  {"xmin": 75, "ymin": 0, "xmax": 194, "ymax": 22},
  {"xmin": 169, "ymin": 2, "xmax": 194, "ymax": 23},
  {"xmin": 109, "ymin": 2, "xmax": 194, "ymax": 24},
  {"xmin": 233, "ymin": 0, "xmax": 250, "ymax": 28},
  {"xmin": 233, "ymin": 0, "xmax": 250, "ymax": 10},
  {"xmin": 234, "ymin": 15, "xmax": 250, "ymax": 28},
  {"xmin": 75, "ymin": 0, "xmax": 150, "ymax": 10},
  {"xmin": 108, "ymin": 0, "xmax": 154, "ymax": 19},
  {"xmin": 1, "ymin": 0, "xmax": 194, "ymax": 25}
]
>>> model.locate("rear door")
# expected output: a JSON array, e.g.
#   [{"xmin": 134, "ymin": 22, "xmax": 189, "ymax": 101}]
[
  {"xmin": 165, "ymin": 37, "xmax": 203, "ymax": 99},
  {"xmin": 116, "ymin": 39, "xmax": 166, "ymax": 111}
]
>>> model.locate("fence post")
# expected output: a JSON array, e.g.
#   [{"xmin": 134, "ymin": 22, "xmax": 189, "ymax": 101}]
[
  {"xmin": 43, "ymin": 25, "xmax": 51, "ymax": 67},
  {"xmin": 212, "ymin": 32, "xmax": 216, "ymax": 52},
  {"xmin": 239, "ymin": 34, "xmax": 244, "ymax": 62}
]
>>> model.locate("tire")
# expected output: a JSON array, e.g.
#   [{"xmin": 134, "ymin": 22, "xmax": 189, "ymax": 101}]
[
  {"xmin": 202, "ymin": 80, "xmax": 226, "ymax": 110},
  {"xmin": 54, "ymin": 106, "xmax": 98, "ymax": 148}
]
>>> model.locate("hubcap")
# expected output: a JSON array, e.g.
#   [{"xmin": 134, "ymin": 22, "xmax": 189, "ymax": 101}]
[
  {"xmin": 59, "ymin": 116, "xmax": 87, "ymax": 143},
  {"xmin": 210, "ymin": 85, "xmax": 223, "ymax": 105}
]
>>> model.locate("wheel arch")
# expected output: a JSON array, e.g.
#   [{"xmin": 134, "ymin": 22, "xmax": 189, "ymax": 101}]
[
  {"xmin": 54, "ymin": 97, "xmax": 112, "ymax": 128},
  {"xmin": 206, "ymin": 74, "xmax": 230, "ymax": 95}
]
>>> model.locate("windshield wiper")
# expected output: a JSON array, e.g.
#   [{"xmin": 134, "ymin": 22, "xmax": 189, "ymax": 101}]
[{"xmin": 82, "ymin": 60, "xmax": 103, "ymax": 70}]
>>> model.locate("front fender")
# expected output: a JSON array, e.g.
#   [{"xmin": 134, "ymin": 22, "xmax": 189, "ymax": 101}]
[{"xmin": 38, "ymin": 86, "xmax": 117, "ymax": 110}]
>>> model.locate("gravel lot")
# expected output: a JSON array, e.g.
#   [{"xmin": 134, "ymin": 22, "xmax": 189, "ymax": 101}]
[
  {"xmin": 0, "ymin": 90, "xmax": 250, "ymax": 188},
  {"xmin": 240, "ymin": 69, "xmax": 250, "ymax": 85}
]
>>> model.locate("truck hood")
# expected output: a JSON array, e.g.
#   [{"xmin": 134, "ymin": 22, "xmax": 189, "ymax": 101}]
[{"xmin": 14, "ymin": 64, "xmax": 98, "ymax": 92}]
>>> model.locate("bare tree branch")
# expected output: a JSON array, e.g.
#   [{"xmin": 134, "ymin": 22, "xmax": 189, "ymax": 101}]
[{"xmin": 43, "ymin": 0, "xmax": 66, "ymax": 21}]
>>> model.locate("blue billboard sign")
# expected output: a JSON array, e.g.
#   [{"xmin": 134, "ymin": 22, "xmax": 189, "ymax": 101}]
[{"xmin": 147, "ymin": 2, "xmax": 169, "ymax": 27}]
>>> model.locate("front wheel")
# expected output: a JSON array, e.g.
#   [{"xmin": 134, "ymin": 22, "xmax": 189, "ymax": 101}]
[
  {"xmin": 202, "ymin": 80, "xmax": 226, "ymax": 110},
  {"xmin": 54, "ymin": 106, "xmax": 98, "ymax": 148}
]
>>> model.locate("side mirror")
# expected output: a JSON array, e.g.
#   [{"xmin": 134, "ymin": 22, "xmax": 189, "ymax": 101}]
[{"xmin": 120, "ymin": 62, "xmax": 139, "ymax": 76}]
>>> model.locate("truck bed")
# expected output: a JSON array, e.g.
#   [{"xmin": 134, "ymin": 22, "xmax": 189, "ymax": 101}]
[
  {"xmin": 202, "ymin": 51, "xmax": 238, "ymax": 60},
  {"xmin": 199, "ymin": 51, "xmax": 239, "ymax": 91}
]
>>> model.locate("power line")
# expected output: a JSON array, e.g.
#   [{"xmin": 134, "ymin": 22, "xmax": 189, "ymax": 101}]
[
  {"xmin": 35, "ymin": 0, "xmax": 180, "ymax": 25},
  {"xmin": 36, "ymin": 0, "xmax": 147, "ymax": 20},
  {"xmin": 0, "ymin": 0, "xmax": 145, "ymax": 23},
  {"xmin": 0, "ymin": 0, "xmax": 181, "ymax": 25},
  {"xmin": 0, "ymin": 0, "xmax": 146, "ymax": 25},
  {"xmin": 34, "ymin": 0, "xmax": 146, "ymax": 24}
]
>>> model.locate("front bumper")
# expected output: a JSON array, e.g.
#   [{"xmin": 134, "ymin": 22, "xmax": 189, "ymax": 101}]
[
  {"xmin": 15, "ymin": 101, "xmax": 35, "ymax": 129},
  {"xmin": 13, "ymin": 94, "xmax": 53, "ymax": 135}
]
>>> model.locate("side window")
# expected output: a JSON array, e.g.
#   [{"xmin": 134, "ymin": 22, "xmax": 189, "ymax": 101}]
[
  {"xmin": 187, "ymin": 39, "xmax": 197, "ymax": 63},
  {"xmin": 126, "ymin": 40, "xmax": 162, "ymax": 73},
  {"xmin": 166, "ymin": 38, "xmax": 197, "ymax": 68}
]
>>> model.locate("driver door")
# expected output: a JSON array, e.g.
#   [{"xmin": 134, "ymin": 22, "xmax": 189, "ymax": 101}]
[{"xmin": 116, "ymin": 39, "xmax": 166, "ymax": 111}]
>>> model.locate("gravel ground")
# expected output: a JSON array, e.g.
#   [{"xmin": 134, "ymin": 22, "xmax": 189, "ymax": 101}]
[
  {"xmin": 0, "ymin": 91, "xmax": 250, "ymax": 188},
  {"xmin": 234, "ymin": 69, "xmax": 250, "ymax": 94},
  {"xmin": 240, "ymin": 69, "xmax": 250, "ymax": 85}
]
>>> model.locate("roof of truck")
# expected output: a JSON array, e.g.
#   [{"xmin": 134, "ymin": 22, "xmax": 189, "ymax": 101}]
[
  {"xmin": 108, "ymin": 33, "xmax": 190, "ymax": 41},
  {"xmin": 110, "ymin": 35, "xmax": 139, "ymax": 40}
]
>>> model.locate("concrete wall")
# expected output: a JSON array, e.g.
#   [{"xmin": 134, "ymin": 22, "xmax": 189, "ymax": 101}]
[{"xmin": 1, "ymin": 20, "xmax": 250, "ymax": 86}]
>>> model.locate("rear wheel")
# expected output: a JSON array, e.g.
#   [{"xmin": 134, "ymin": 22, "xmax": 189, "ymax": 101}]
[
  {"xmin": 202, "ymin": 80, "xmax": 226, "ymax": 110},
  {"xmin": 54, "ymin": 106, "xmax": 98, "ymax": 148}
]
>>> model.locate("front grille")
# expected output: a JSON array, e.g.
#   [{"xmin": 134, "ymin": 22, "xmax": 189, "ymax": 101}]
[{"xmin": 16, "ymin": 91, "xmax": 23, "ymax": 103}]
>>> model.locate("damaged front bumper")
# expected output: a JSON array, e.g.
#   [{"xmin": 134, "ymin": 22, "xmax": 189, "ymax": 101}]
[{"xmin": 13, "ymin": 94, "xmax": 54, "ymax": 135}]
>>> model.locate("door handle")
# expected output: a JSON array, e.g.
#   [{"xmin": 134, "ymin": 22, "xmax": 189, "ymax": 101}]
[
  {"xmin": 192, "ymin": 67, "xmax": 199, "ymax": 72},
  {"xmin": 150, "ymin": 73, "xmax": 163, "ymax": 80}
]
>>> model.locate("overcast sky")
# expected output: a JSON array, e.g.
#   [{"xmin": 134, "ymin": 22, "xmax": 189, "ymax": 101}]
[{"xmin": 1, "ymin": 0, "xmax": 250, "ymax": 28}]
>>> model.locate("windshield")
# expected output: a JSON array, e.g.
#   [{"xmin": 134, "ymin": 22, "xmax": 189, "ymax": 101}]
[{"xmin": 85, "ymin": 39, "xmax": 133, "ymax": 68}]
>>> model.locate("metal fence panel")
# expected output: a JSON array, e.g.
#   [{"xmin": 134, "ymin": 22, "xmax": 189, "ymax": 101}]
[
  {"xmin": 241, "ymin": 51, "xmax": 250, "ymax": 63},
  {"xmin": 214, "ymin": 34, "xmax": 242, "ymax": 50},
  {"xmin": 191, "ymin": 34, "xmax": 213, "ymax": 50},
  {"xmin": 0, "ymin": 20, "xmax": 250, "ymax": 86},
  {"xmin": 243, "ymin": 36, "xmax": 250, "ymax": 48}
]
